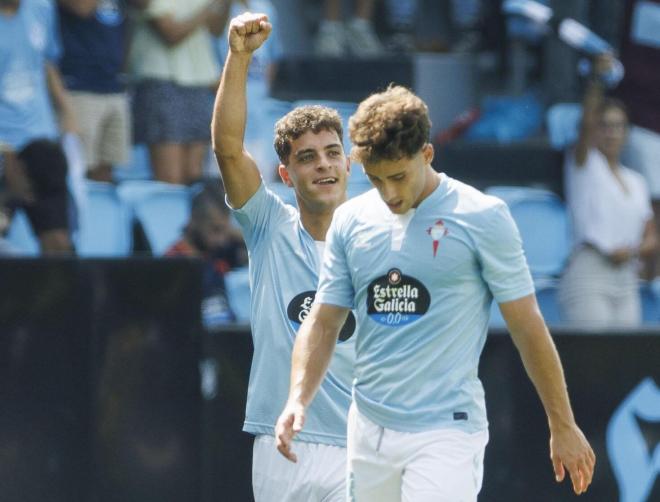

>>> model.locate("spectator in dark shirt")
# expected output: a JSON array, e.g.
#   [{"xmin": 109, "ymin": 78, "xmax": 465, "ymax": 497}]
[
  {"xmin": 58, "ymin": 0, "xmax": 149, "ymax": 182},
  {"xmin": 166, "ymin": 183, "xmax": 247, "ymax": 326}
]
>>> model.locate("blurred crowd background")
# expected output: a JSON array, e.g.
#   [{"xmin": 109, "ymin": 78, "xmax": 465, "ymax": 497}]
[{"xmin": 1, "ymin": 0, "xmax": 660, "ymax": 330}]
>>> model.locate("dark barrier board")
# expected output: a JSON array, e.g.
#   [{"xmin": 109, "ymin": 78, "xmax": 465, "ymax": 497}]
[
  {"xmin": 0, "ymin": 258, "xmax": 203, "ymax": 502},
  {"xmin": 206, "ymin": 327, "xmax": 660, "ymax": 502},
  {"xmin": 1, "ymin": 258, "xmax": 658, "ymax": 501}
]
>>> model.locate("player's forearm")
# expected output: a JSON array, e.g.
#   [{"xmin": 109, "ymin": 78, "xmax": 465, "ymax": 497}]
[
  {"xmin": 211, "ymin": 51, "xmax": 251, "ymax": 161},
  {"xmin": 511, "ymin": 319, "xmax": 576, "ymax": 431},
  {"xmin": 575, "ymin": 79, "xmax": 604, "ymax": 166},
  {"xmin": 288, "ymin": 311, "xmax": 340, "ymax": 408}
]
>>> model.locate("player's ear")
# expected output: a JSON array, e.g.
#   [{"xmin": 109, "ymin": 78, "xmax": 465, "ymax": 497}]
[
  {"xmin": 278, "ymin": 164, "xmax": 293, "ymax": 187},
  {"xmin": 423, "ymin": 143, "xmax": 434, "ymax": 165}
]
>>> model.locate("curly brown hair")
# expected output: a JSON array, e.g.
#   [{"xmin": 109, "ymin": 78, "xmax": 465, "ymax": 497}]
[
  {"xmin": 349, "ymin": 85, "xmax": 431, "ymax": 165},
  {"xmin": 274, "ymin": 105, "xmax": 343, "ymax": 164}
]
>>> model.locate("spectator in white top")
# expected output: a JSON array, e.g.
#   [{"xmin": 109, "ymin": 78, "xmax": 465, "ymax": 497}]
[
  {"xmin": 559, "ymin": 54, "xmax": 658, "ymax": 327},
  {"xmin": 128, "ymin": 0, "xmax": 229, "ymax": 185}
]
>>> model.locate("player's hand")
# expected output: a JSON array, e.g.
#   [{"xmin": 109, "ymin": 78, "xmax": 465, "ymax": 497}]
[
  {"xmin": 593, "ymin": 53, "xmax": 616, "ymax": 79},
  {"xmin": 608, "ymin": 247, "xmax": 634, "ymax": 266},
  {"xmin": 275, "ymin": 401, "xmax": 306, "ymax": 463},
  {"xmin": 228, "ymin": 12, "xmax": 272, "ymax": 54},
  {"xmin": 549, "ymin": 423, "xmax": 596, "ymax": 495}
]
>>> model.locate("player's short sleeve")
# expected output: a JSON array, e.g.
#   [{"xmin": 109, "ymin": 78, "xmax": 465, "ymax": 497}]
[
  {"xmin": 477, "ymin": 201, "xmax": 534, "ymax": 303},
  {"xmin": 230, "ymin": 182, "xmax": 294, "ymax": 249},
  {"xmin": 315, "ymin": 208, "xmax": 355, "ymax": 309}
]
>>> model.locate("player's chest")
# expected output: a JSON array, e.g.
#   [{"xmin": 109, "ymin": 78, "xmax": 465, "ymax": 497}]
[{"xmin": 346, "ymin": 215, "xmax": 476, "ymax": 283}]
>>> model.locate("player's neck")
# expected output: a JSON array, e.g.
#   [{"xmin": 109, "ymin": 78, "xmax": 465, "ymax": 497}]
[{"xmin": 299, "ymin": 206, "xmax": 335, "ymax": 241}]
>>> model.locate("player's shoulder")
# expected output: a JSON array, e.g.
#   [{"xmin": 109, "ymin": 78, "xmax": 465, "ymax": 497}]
[
  {"xmin": 334, "ymin": 187, "xmax": 380, "ymax": 220},
  {"xmin": 444, "ymin": 175, "xmax": 506, "ymax": 215}
]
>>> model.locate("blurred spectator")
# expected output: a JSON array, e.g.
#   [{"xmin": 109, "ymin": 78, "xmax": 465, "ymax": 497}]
[
  {"xmin": 166, "ymin": 183, "xmax": 247, "ymax": 327},
  {"xmin": 558, "ymin": 55, "xmax": 658, "ymax": 327},
  {"xmin": 617, "ymin": 0, "xmax": 660, "ymax": 277},
  {"xmin": 128, "ymin": 0, "xmax": 227, "ymax": 185},
  {"xmin": 213, "ymin": 0, "xmax": 282, "ymax": 181},
  {"xmin": 57, "ymin": 0, "xmax": 149, "ymax": 183},
  {"xmin": 0, "ymin": 149, "xmax": 16, "ymax": 255},
  {"xmin": 0, "ymin": 0, "xmax": 76, "ymax": 254},
  {"xmin": 543, "ymin": 0, "xmax": 624, "ymax": 103},
  {"xmin": 314, "ymin": 0, "xmax": 384, "ymax": 57}
]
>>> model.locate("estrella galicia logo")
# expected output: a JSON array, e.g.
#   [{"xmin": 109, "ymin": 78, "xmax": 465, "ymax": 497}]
[
  {"xmin": 287, "ymin": 291, "xmax": 356, "ymax": 342},
  {"xmin": 367, "ymin": 269, "xmax": 430, "ymax": 326}
]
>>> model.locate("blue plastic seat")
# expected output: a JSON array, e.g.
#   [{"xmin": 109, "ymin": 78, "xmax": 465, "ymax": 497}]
[
  {"xmin": 118, "ymin": 180, "xmax": 193, "ymax": 255},
  {"xmin": 114, "ymin": 144, "xmax": 153, "ymax": 182},
  {"xmin": 225, "ymin": 267, "xmax": 251, "ymax": 323},
  {"xmin": 535, "ymin": 277, "xmax": 561, "ymax": 325},
  {"xmin": 546, "ymin": 102, "xmax": 582, "ymax": 150},
  {"xmin": 505, "ymin": 191, "xmax": 571, "ymax": 277},
  {"xmin": 77, "ymin": 181, "xmax": 132, "ymax": 256},
  {"xmin": 640, "ymin": 280, "xmax": 660, "ymax": 324},
  {"xmin": 5, "ymin": 209, "xmax": 40, "ymax": 256}
]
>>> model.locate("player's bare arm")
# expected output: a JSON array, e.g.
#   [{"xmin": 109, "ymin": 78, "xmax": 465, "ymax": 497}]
[
  {"xmin": 574, "ymin": 54, "xmax": 615, "ymax": 167},
  {"xmin": 275, "ymin": 303, "xmax": 348, "ymax": 462},
  {"xmin": 211, "ymin": 12, "xmax": 271, "ymax": 209},
  {"xmin": 500, "ymin": 294, "xmax": 596, "ymax": 495}
]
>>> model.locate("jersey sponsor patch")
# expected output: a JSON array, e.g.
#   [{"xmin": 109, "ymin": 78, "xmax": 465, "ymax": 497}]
[
  {"xmin": 367, "ymin": 269, "xmax": 430, "ymax": 326},
  {"xmin": 287, "ymin": 291, "xmax": 356, "ymax": 342}
]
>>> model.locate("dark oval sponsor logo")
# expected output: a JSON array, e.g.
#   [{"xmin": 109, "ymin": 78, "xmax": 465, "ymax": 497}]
[
  {"xmin": 287, "ymin": 291, "xmax": 355, "ymax": 342},
  {"xmin": 366, "ymin": 268, "xmax": 430, "ymax": 326}
]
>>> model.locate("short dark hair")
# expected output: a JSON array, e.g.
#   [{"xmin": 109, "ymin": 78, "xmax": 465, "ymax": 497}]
[
  {"xmin": 349, "ymin": 85, "xmax": 431, "ymax": 165},
  {"xmin": 274, "ymin": 105, "xmax": 343, "ymax": 164}
]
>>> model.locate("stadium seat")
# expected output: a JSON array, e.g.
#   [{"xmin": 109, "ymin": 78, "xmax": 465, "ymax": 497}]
[
  {"xmin": 546, "ymin": 102, "xmax": 582, "ymax": 150},
  {"xmin": 489, "ymin": 300, "xmax": 507, "ymax": 329},
  {"xmin": 5, "ymin": 209, "xmax": 40, "ymax": 256},
  {"xmin": 640, "ymin": 280, "xmax": 660, "ymax": 324},
  {"xmin": 118, "ymin": 180, "xmax": 193, "ymax": 255},
  {"xmin": 225, "ymin": 267, "xmax": 251, "ymax": 323},
  {"xmin": 485, "ymin": 185, "xmax": 556, "ymax": 205},
  {"xmin": 491, "ymin": 188, "xmax": 572, "ymax": 278},
  {"xmin": 114, "ymin": 144, "xmax": 153, "ymax": 182},
  {"xmin": 77, "ymin": 181, "xmax": 132, "ymax": 257},
  {"xmin": 535, "ymin": 277, "xmax": 561, "ymax": 325}
]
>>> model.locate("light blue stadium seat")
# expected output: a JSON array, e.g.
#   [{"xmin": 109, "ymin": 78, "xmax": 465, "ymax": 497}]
[
  {"xmin": 535, "ymin": 277, "xmax": 561, "ymax": 325},
  {"xmin": 489, "ymin": 300, "xmax": 507, "ymax": 329},
  {"xmin": 6, "ymin": 209, "xmax": 40, "ymax": 256},
  {"xmin": 225, "ymin": 267, "xmax": 251, "ymax": 323},
  {"xmin": 490, "ymin": 277, "xmax": 561, "ymax": 329},
  {"xmin": 77, "ymin": 181, "xmax": 132, "ymax": 256},
  {"xmin": 118, "ymin": 180, "xmax": 193, "ymax": 255},
  {"xmin": 497, "ymin": 189, "xmax": 572, "ymax": 278},
  {"xmin": 114, "ymin": 144, "xmax": 152, "ymax": 182},
  {"xmin": 640, "ymin": 280, "xmax": 660, "ymax": 325},
  {"xmin": 546, "ymin": 102, "xmax": 582, "ymax": 150},
  {"xmin": 485, "ymin": 185, "xmax": 556, "ymax": 205}
]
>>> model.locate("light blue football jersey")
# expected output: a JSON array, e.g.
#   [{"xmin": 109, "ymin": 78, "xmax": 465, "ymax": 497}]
[
  {"xmin": 316, "ymin": 174, "xmax": 534, "ymax": 434},
  {"xmin": 232, "ymin": 183, "xmax": 355, "ymax": 446},
  {"xmin": 0, "ymin": 0, "xmax": 61, "ymax": 149}
]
